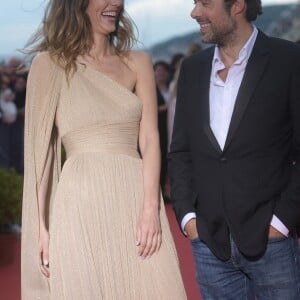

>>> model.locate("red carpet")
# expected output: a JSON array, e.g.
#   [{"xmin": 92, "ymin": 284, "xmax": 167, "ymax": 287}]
[
  {"xmin": 0, "ymin": 206, "xmax": 201, "ymax": 300},
  {"xmin": 0, "ymin": 234, "xmax": 21, "ymax": 300},
  {"xmin": 165, "ymin": 204, "xmax": 202, "ymax": 300}
]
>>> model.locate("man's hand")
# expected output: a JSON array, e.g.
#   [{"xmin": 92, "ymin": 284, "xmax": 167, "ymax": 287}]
[
  {"xmin": 268, "ymin": 225, "xmax": 285, "ymax": 238},
  {"xmin": 184, "ymin": 218, "xmax": 199, "ymax": 240}
]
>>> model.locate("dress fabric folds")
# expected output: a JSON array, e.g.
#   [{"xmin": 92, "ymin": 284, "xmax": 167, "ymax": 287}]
[{"xmin": 21, "ymin": 52, "xmax": 186, "ymax": 300}]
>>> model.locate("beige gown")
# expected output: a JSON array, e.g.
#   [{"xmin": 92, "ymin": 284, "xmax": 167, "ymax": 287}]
[{"xmin": 21, "ymin": 52, "xmax": 186, "ymax": 300}]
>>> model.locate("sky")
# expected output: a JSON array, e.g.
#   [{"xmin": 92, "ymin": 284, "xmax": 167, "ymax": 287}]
[{"xmin": 0, "ymin": 0, "xmax": 297, "ymax": 57}]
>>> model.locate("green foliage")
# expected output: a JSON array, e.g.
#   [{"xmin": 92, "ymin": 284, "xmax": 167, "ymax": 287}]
[{"xmin": 0, "ymin": 168, "xmax": 23, "ymax": 228}]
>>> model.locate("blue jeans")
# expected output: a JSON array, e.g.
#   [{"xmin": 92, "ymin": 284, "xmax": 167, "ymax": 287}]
[{"xmin": 190, "ymin": 235, "xmax": 300, "ymax": 299}]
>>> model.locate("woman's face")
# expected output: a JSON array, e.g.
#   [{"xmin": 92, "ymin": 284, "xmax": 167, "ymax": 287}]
[{"xmin": 86, "ymin": 0, "xmax": 123, "ymax": 36}]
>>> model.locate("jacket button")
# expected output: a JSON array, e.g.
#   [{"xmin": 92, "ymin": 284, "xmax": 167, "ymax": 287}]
[{"xmin": 220, "ymin": 157, "xmax": 227, "ymax": 163}]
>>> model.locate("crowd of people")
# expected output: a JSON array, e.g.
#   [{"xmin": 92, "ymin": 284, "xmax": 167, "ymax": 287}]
[{"xmin": 0, "ymin": 56, "xmax": 27, "ymax": 174}]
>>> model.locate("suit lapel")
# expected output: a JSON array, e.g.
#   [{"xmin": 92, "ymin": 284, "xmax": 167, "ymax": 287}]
[
  {"xmin": 223, "ymin": 31, "xmax": 271, "ymax": 152},
  {"xmin": 197, "ymin": 47, "xmax": 223, "ymax": 153}
]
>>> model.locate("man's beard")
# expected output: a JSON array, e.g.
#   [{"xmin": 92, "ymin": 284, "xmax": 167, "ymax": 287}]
[{"xmin": 201, "ymin": 18, "xmax": 237, "ymax": 47}]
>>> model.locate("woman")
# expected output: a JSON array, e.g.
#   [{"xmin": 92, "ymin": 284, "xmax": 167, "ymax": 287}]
[{"xmin": 21, "ymin": 0, "xmax": 186, "ymax": 299}]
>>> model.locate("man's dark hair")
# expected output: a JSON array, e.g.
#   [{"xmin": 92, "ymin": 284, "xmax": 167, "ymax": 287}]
[{"xmin": 224, "ymin": 0, "xmax": 262, "ymax": 22}]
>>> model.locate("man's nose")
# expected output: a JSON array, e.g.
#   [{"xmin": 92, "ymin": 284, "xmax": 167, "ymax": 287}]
[{"xmin": 191, "ymin": 4, "xmax": 202, "ymax": 19}]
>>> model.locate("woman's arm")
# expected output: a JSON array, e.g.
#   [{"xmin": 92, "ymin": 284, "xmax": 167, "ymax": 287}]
[
  {"xmin": 131, "ymin": 51, "xmax": 162, "ymax": 259},
  {"xmin": 38, "ymin": 144, "xmax": 53, "ymax": 233},
  {"xmin": 37, "ymin": 143, "xmax": 53, "ymax": 277}
]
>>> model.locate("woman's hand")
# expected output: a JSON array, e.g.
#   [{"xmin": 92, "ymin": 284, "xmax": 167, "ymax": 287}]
[
  {"xmin": 39, "ymin": 227, "xmax": 50, "ymax": 277},
  {"xmin": 136, "ymin": 205, "xmax": 162, "ymax": 259}
]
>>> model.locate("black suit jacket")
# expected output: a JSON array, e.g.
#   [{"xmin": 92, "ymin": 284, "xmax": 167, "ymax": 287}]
[{"xmin": 168, "ymin": 31, "xmax": 300, "ymax": 260}]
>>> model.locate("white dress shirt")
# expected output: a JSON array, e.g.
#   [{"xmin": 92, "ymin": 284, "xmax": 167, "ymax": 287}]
[{"xmin": 182, "ymin": 26, "xmax": 289, "ymax": 237}]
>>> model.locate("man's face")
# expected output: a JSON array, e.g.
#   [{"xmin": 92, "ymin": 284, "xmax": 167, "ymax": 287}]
[{"xmin": 191, "ymin": 0, "xmax": 237, "ymax": 46}]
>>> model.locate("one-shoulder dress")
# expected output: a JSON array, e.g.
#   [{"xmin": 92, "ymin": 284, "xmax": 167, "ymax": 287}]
[{"xmin": 41, "ymin": 62, "xmax": 187, "ymax": 299}]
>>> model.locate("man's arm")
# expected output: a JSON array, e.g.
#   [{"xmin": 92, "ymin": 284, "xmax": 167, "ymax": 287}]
[{"xmin": 274, "ymin": 47, "xmax": 300, "ymax": 231}]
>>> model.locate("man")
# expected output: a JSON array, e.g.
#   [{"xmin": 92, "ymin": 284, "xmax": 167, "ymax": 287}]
[{"xmin": 168, "ymin": 0, "xmax": 300, "ymax": 298}]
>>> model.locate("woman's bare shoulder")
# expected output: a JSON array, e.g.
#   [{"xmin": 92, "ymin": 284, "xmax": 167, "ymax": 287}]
[
  {"xmin": 124, "ymin": 50, "xmax": 153, "ymax": 78},
  {"xmin": 127, "ymin": 50, "xmax": 152, "ymax": 66}
]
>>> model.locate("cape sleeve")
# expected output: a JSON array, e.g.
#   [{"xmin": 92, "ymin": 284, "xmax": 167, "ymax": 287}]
[{"xmin": 21, "ymin": 52, "xmax": 62, "ymax": 300}]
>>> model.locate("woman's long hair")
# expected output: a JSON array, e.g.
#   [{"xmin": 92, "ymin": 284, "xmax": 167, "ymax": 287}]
[{"xmin": 25, "ymin": 0, "xmax": 137, "ymax": 79}]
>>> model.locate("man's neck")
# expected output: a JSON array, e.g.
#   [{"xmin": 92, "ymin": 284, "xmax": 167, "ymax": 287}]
[{"xmin": 218, "ymin": 23, "xmax": 253, "ymax": 68}]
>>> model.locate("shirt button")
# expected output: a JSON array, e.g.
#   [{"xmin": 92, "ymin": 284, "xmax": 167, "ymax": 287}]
[{"xmin": 220, "ymin": 157, "xmax": 227, "ymax": 163}]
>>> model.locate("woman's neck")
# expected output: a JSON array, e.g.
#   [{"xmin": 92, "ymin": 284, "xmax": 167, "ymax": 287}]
[{"xmin": 88, "ymin": 34, "xmax": 114, "ymax": 60}]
